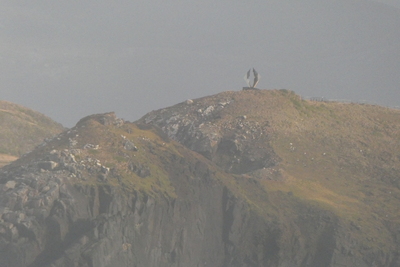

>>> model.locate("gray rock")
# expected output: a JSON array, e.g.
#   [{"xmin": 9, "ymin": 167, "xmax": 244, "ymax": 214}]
[
  {"xmin": 124, "ymin": 140, "xmax": 138, "ymax": 151},
  {"xmin": 4, "ymin": 180, "xmax": 16, "ymax": 190},
  {"xmin": 128, "ymin": 161, "xmax": 150, "ymax": 178},
  {"xmin": 203, "ymin": 105, "xmax": 214, "ymax": 116},
  {"xmin": 37, "ymin": 161, "xmax": 58, "ymax": 171},
  {"xmin": 84, "ymin": 144, "xmax": 100, "ymax": 150}
]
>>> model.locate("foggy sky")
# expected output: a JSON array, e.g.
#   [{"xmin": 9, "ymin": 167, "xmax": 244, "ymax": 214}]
[{"xmin": 1, "ymin": 0, "xmax": 399, "ymax": 127}]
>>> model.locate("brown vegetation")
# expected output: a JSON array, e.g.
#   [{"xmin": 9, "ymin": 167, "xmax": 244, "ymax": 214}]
[
  {"xmin": 141, "ymin": 89, "xmax": 400, "ymax": 261},
  {"xmin": 0, "ymin": 100, "xmax": 64, "ymax": 160}
]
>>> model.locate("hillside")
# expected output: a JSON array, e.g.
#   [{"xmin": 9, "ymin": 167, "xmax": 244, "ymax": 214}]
[
  {"xmin": 140, "ymin": 89, "xmax": 400, "ymax": 265},
  {"xmin": 0, "ymin": 112, "xmax": 268, "ymax": 267},
  {"xmin": 0, "ymin": 90, "xmax": 399, "ymax": 266},
  {"xmin": 0, "ymin": 100, "xmax": 64, "ymax": 166}
]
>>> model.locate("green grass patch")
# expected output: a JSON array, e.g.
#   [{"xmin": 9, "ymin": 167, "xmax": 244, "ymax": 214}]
[{"xmin": 87, "ymin": 149, "xmax": 100, "ymax": 155}]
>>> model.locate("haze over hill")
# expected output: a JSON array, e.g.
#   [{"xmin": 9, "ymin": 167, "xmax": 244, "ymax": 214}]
[
  {"xmin": 0, "ymin": 90, "xmax": 399, "ymax": 266},
  {"xmin": 0, "ymin": 0, "xmax": 399, "ymax": 127},
  {"xmin": 0, "ymin": 100, "xmax": 64, "ymax": 166}
]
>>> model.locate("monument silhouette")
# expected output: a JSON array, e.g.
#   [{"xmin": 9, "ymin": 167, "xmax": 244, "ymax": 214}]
[{"xmin": 243, "ymin": 68, "xmax": 260, "ymax": 90}]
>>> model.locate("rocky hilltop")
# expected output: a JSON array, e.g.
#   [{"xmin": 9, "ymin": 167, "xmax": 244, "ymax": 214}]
[
  {"xmin": 0, "ymin": 90, "xmax": 400, "ymax": 266},
  {"xmin": 0, "ymin": 100, "xmax": 64, "ymax": 166},
  {"xmin": 142, "ymin": 89, "xmax": 400, "ymax": 266}
]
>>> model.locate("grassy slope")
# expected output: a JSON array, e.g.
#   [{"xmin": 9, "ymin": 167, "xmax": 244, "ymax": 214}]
[
  {"xmin": 0, "ymin": 100, "xmax": 64, "ymax": 162},
  {"xmin": 164, "ymin": 89, "xmax": 400, "ymax": 254},
  {"xmin": 0, "ymin": 154, "xmax": 18, "ymax": 168},
  {"xmin": 211, "ymin": 89, "xmax": 400, "ymax": 252}
]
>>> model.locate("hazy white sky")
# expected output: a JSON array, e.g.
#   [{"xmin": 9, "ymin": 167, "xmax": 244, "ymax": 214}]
[{"xmin": 0, "ymin": 0, "xmax": 399, "ymax": 126}]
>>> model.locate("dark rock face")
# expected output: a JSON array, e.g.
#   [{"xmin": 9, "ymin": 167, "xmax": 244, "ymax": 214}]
[
  {"xmin": 0, "ymin": 166, "xmax": 349, "ymax": 267},
  {"xmin": 0, "ymin": 138, "xmax": 269, "ymax": 266}
]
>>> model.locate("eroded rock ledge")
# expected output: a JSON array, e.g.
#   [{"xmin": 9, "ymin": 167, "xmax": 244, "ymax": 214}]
[{"xmin": 140, "ymin": 93, "xmax": 279, "ymax": 175}]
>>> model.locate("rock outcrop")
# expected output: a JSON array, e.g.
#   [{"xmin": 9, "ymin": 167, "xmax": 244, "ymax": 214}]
[
  {"xmin": 140, "ymin": 94, "xmax": 278, "ymax": 175},
  {"xmin": 1, "ymin": 89, "xmax": 400, "ymax": 266},
  {"xmin": 0, "ymin": 112, "xmax": 275, "ymax": 267}
]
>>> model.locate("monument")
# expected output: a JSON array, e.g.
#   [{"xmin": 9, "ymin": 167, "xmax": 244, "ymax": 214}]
[{"xmin": 243, "ymin": 68, "xmax": 260, "ymax": 90}]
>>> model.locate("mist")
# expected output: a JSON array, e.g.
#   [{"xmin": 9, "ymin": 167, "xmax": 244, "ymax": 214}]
[{"xmin": 1, "ymin": 0, "xmax": 399, "ymax": 127}]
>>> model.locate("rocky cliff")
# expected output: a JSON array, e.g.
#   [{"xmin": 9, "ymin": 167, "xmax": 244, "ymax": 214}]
[
  {"xmin": 141, "ymin": 89, "xmax": 400, "ymax": 266},
  {"xmin": 0, "ymin": 90, "xmax": 400, "ymax": 266}
]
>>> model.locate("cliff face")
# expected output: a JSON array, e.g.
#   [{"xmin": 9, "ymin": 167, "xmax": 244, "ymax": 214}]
[
  {"xmin": 0, "ymin": 113, "xmax": 268, "ymax": 267},
  {"xmin": 1, "ymin": 90, "xmax": 400, "ymax": 266}
]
